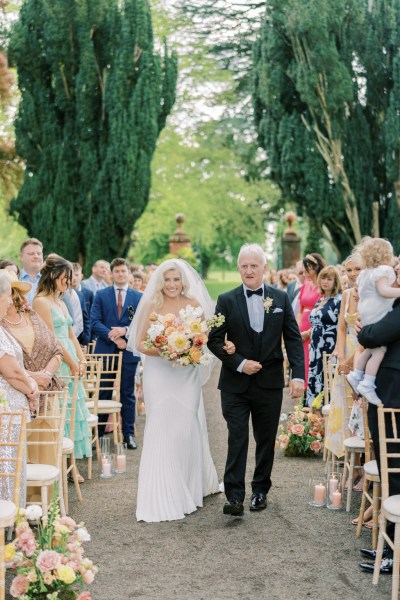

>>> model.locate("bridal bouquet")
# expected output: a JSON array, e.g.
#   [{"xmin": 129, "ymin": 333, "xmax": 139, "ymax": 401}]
[
  {"xmin": 6, "ymin": 496, "xmax": 97, "ymax": 599},
  {"xmin": 144, "ymin": 305, "xmax": 224, "ymax": 366},
  {"xmin": 277, "ymin": 405, "xmax": 325, "ymax": 457}
]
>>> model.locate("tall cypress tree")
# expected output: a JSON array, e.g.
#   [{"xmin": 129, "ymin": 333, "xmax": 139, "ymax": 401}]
[
  {"xmin": 253, "ymin": 0, "xmax": 400, "ymax": 257},
  {"xmin": 8, "ymin": 0, "xmax": 177, "ymax": 268}
]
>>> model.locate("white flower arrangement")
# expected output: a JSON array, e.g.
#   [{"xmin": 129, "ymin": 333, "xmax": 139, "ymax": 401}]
[{"xmin": 263, "ymin": 297, "xmax": 273, "ymax": 314}]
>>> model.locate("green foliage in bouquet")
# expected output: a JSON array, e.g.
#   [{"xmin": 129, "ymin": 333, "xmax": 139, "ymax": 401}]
[
  {"xmin": 6, "ymin": 490, "xmax": 96, "ymax": 599},
  {"xmin": 277, "ymin": 405, "xmax": 325, "ymax": 458}
]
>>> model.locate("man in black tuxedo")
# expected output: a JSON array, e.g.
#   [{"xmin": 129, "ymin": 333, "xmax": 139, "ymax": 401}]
[
  {"xmin": 208, "ymin": 244, "xmax": 304, "ymax": 516},
  {"xmin": 357, "ymin": 262, "xmax": 400, "ymax": 575}
]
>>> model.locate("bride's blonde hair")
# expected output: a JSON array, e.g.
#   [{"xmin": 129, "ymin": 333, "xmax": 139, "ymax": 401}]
[{"xmin": 151, "ymin": 260, "xmax": 194, "ymax": 309}]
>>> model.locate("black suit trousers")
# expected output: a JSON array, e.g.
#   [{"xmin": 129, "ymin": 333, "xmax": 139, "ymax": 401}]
[{"xmin": 221, "ymin": 380, "xmax": 282, "ymax": 501}]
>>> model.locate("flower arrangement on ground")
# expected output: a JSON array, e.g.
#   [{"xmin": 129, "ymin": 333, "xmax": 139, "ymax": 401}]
[
  {"xmin": 6, "ymin": 496, "xmax": 97, "ymax": 599},
  {"xmin": 144, "ymin": 305, "xmax": 225, "ymax": 366},
  {"xmin": 277, "ymin": 405, "xmax": 325, "ymax": 457}
]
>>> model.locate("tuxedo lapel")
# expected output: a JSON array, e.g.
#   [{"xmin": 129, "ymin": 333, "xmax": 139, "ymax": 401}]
[
  {"xmin": 120, "ymin": 288, "xmax": 132, "ymax": 320},
  {"xmin": 235, "ymin": 287, "xmax": 253, "ymax": 341},
  {"xmin": 262, "ymin": 284, "xmax": 272, "ymax": 331}
]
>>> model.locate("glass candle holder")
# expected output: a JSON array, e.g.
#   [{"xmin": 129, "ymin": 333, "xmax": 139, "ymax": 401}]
[
  {"xmin": 115, "ymin": 443, "xmax": 127, "ymax": 474},
  {"xmin": 327, "ymin": 472, "xmax": 343, "ymax": 510},
  {"xmin": 308, "ymin": 478, "xmax": 326, "ymax": 507},
  {"xmin": 100, "ymin": 437, "xmax": 111, "ymax": 456},
  {"xmin": 100, "ymin": 453, "xmax": 113, "ymax": 479}
]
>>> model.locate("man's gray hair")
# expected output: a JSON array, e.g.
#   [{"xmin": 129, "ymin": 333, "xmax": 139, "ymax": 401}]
[
  {"xmin": 237, "ymin": 243, "xmax": 266, "ymax": 267},
  {"xmin": 0, "ymin": 274, "xmax": 11, "ymax": 298}
]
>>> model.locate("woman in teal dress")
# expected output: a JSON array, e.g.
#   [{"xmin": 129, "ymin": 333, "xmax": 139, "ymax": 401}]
[{"xmin": 33, "ymin": 255, "xmax": 92, "ymax": 478}]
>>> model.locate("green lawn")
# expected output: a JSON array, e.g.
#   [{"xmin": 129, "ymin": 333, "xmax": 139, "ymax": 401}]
[{"xmin": 204, "ymin": 270, "xmax": 241, "ymax": 299}]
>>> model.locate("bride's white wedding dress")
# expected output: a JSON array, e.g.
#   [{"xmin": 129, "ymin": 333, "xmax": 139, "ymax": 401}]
[{"xmin": 136, "ymin": 351, "xmax": 219, "ymax": 523}]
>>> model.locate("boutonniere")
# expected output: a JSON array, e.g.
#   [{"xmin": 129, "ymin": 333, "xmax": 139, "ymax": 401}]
[
  {"xmin": 263, "ymin": 297, "xmax": 273, "ymax": 314},
  {"xmin": 128, "ymin": 305, "xmax": 135, "ymax": 321}
]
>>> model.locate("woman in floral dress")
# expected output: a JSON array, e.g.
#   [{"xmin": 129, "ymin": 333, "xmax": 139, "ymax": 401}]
[{"xmin": 306, "ymin": 266, "xmax": 342, "ymax": 407}]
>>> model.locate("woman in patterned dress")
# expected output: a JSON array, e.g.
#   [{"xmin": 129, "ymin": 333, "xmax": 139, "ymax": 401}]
[
  {"xmin": 0, "ymin": 273, "xmax": 39, "ymax": 506},
  {"xmin": 305, "ymin": 266, "xmax": 342, "ymax": 407}
]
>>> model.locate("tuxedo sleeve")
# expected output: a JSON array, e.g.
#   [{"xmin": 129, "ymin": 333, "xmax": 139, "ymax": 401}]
[
  {"xmin": 207, "ymin": 295, "xmax": 246, "ymax": 372},
  {"xmin": 90, "ymin": 293, "xmax": 111, "ymax": 341},
  {"xmin": 282, "ymin": 292, "xmax": 305, "ymax": 380},
  {"xmin": 358, "ymin": 303, "xmax": 400, "ymax": 348}
]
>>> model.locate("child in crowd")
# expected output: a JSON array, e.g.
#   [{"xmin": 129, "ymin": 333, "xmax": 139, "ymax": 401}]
[{"xmin": 347, "ymin": 237, "xmax": 400, "ymax": 404}]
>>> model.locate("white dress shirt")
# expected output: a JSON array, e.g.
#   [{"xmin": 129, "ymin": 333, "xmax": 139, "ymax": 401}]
[
  {"xmin": 237, "ymin": 285, "xmax": 264, "ymax": 372},
  {"xmin": 65, "ymin": 289, "xmax": 83, "ymax": 338},
  {"xmin": 113, "ymin": 284, "xmax": 129, "ymax": 306}
]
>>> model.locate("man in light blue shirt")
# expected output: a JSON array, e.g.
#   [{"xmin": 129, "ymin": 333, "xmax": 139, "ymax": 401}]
[{"xmin": 19, "ymin": 238, "xmax": 43, "ymax": 306}]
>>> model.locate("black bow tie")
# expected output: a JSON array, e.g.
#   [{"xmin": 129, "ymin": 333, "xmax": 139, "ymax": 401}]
[{"xmin": 246, "ymin": 288, "xmax": 263, "ymax": 298}]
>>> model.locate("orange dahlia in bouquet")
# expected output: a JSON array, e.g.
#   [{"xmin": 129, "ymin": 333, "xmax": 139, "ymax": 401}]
[
  {"xmin": 144, "ymin": 305, "xmax": 224, "ymax": 366},
  {"xmin": 277, "ymin": 405, "xmax": 325, "ymax": 457}
]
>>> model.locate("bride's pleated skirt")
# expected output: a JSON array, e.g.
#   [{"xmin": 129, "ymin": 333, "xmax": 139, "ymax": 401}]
[{"xmin": 136, "ymin": 356, "xmax": 219, "ymax": 523}]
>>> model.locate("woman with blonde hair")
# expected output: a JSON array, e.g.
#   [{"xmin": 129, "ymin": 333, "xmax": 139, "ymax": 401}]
[
  {"xmin": 346, "ymin": 237, "xmax": 400, "ymax": 404},
  {"xmin": 305, "ymin": 266, "xmax": 342, "ymax": 407}
]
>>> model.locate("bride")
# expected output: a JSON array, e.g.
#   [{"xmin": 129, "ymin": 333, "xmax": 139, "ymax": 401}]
[{"xmin": 128, "ymin": 259, "xmax": 222, "ymax": 522}]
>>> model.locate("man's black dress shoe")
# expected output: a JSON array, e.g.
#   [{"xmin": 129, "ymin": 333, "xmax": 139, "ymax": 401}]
[
  {"xmin": 249, "ymin": 492, "xmax": 267, "ymax": 511},
  {"xmin": 223, "ymin": 499, "xmax": 244, "ymax": 516},
  {"xmin": 124, "ymin": 436, "xmax": 138, "ymax": 450},
  {"xmin": 359, "ymin": 557, "xmax": 393, "ymax": 574},
  {"xmin": 360, "ymin": 547, "xmax": 389, "ymax": 560}
]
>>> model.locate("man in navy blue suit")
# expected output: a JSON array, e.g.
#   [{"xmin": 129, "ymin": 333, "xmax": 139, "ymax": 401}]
[{"xmin": 90, "ymin": 258, "xmax": 142, "ymax": 449}]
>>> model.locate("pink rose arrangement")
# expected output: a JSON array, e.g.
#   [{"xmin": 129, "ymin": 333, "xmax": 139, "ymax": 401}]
[
  {"xmin": 277, "ymin": 405, "xmax": 325, "ymax": 457},
  {"xmin": 7, "ymin": 494, "xmax": 97, "ymax": 599},
  {"xmin": 144, "ymin": 305, "xmax": 224, "ymax": 367}
]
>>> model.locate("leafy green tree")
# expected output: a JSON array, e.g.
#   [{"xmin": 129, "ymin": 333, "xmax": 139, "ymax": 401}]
[
  {"xmin": 9, "ymin": 0, "xmax": 177, "ymax": 269},
  {"xmin": 253, "ymin": 0, "xmax": 400, "ymax": 257},
  {"xmin": 131, "ymin": 127, "xmax": 279, "ymax": 276}
]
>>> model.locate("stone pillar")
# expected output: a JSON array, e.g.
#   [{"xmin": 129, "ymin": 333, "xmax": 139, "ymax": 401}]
[
  {"xmin": 169, "ymin": 213, "xmax": 191, "ymax": 255},
  {"xmin": 282, "ymin": 211, "xmax": 301, "ymax": 268}
]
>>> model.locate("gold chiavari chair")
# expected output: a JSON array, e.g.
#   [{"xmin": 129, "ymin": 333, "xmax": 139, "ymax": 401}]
[
  {"xmin": 82, "ymin": 358, "xmax": 102, "ymax": 479},
  {"xmin": 355, "ymin": 396, "xmax": 381, "ymax": 548},
  {"xmin": 373, "ymin": 405, "xmax": 400, "ymax": 599},
  {"xmin": 26, "ymin": 389, "xmax": 68, "ymax": 523},
  {"xmin": 84, "ymin": 352, "xmax": 123, "ymax": 445},
  {"xmin": 0, "ymin": 411, "xmax": 26, "ymax": 600},
  {"xmin": 58, "ymin": 376, "xmax": 82, "ymax": 514}
]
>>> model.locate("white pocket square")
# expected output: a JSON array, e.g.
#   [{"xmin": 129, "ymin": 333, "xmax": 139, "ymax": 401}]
[{"xmin": 272, "ymin": 308, "xmax": 283, "ymax": 313}]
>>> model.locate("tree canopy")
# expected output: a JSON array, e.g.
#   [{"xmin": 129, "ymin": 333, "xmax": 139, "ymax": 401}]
[
  {"xmin": 8, "ymin": 0, "xmax": 177, "ymax": 269},
  {"xmin": 253, "ymin": 0, "xmax": 400, "ymax": 257}
]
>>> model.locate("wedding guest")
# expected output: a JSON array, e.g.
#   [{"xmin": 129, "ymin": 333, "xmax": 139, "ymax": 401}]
[
  {"xmin": 0, "ymin": 273, "xmax": 39, "ymax": 506},
  {"xmin": 358, "ymin": 259, "xmax": 400, "ymax": 575},
  {"xmin": 0, "ymin": 259, "xmax": 20, "ymax": 276},
  {"xmin": 90, "ymin": 258, "xmax": 142, "ymax": 449},
  {"xmin": 305, "ymin": 266, "xmax": 342, "ymax": 407},
  {"xmin": 33, "ymin": 256, "xmax": 92, "ymax": 476},
  {"xmin": 346, "ymin": 237, "xmax": 400, "ymax": 405},
  {"xmin": 0, "ymin": 269, "xmax": 63, "ymax": 391},
  {"xmin": 19, "ymin": 238, "xmax": 43, "ymax": 305},
  {"xmin": 287, "ymin": 260, "xmax": 305, "ymax": 316},
  {"xmin": 297, "ymin": 253, "xmax": 326, "ymax": 387},
  {"xmin": 81, "ymin": 260, "xmax": 110, "ymax": 295},
  {"xmin": 277, "ymin": 269, "xmax": 290, "ymax": 291},
  {"xmin": 130, "ymin": 270, "xmax": 144, "ymax": 291},
  {"xmin": 72, "ymin": 263, "xmax": 92, "ymax": 346}
]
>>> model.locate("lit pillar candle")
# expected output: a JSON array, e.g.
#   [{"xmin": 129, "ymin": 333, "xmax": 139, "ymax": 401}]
[
  {"xmin": 329, "ymin": 476, "xmax": 339, "ymax": 497},
  {"xmin": 116, "ymin": 454, "xmax": 126, "ymax": 473},
  {"xmin": 102, "ymin": 461, "xmax": 111, "ymax": 477},
  {"xmin": 332, "ymin": 491, "xmax": 342, "ymax": 509},
  {"xmin": 314, "ymin": 483, "xmax": 325, "ymax": 505}
]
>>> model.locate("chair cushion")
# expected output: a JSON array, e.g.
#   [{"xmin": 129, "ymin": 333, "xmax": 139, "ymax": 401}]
[
  {"xmin": 62, "ymin": 437, "xmax": 74, "ymax": 452},
  {"xmin": 343, "ymin": 436, "xmax": 365, "ymax": 450},
  {"xmin": 363, "ymin": 460, "xmax": 379, "ymax": 478},
  {"xmin": 383, "ymin": 495, "xmax": 400, "ymax": 519},
  {"xmin": 0, "ymin": 499, "xmax": 17, "ymax": 527},
  {"xmin": 85, "ymin": 400, "xmax": 122, "ymax": 411},
  {"xmin": 87, "ymin": 413, "xmax": 98, "ymax": 425},
  {"xmin": 322, "ymin": 405, "xmax": 331, "ymax": 416},
  {"xmin": 27, "ymin": 463, "xmax": 59, "ymax": 482}
]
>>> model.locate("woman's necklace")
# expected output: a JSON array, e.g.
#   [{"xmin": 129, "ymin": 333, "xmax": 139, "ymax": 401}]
[{"xmin": 3, "ymin": 312, "xmax": 24, "ymax": 326}]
